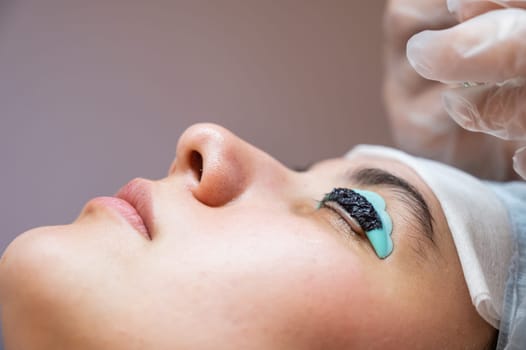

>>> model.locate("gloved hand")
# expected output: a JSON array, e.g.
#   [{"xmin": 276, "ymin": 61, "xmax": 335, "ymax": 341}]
[{"xmin": 383, "ymin": 0, "xmax": 525, "ymax": 180}]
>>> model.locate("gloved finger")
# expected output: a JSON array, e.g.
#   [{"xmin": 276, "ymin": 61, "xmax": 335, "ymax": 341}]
[
  {"xmin": 384, "ymin": 0, "xmax": 457, "ymax": 50},
  {"xmin": 384, "ymin": 70, "xmax": 515, "ymax": 179},
  {"xmin": 407, "ymin": 8, "xmax": 526, "ymax": 83},
  {"xmin": 447, "ymin": 0, "xmax": 526, "ymax": 21},
  {"xmin": 442, "ymin": 78, "xmax": 526, "ymax": 140},
  {"xmin": 513, "ymin": 145, "xmax": 526, "ymax": 179}
]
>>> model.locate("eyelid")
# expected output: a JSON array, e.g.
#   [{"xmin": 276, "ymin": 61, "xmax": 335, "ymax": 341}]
[
  {"xmin": 321, "ymin": 201, "xmax": 365, "ymax": 236},
  {"xmin": 318, "ymin": 187, "xmax": 394, "ymax": 259}
]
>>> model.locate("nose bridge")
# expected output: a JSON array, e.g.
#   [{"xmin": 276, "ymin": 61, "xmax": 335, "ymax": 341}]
[{"xmin": 173, "ymin": 123, "xmax": 292, "ymax": 207}]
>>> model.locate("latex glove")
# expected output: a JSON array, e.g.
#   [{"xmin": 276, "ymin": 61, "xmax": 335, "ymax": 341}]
[
  {"xmin": 406, "ymin": 1, "xmax": 526, "ymax": 179},
  {"xmin": 383, "ymin": 0, "xmax": 520, "ymax": 180}
]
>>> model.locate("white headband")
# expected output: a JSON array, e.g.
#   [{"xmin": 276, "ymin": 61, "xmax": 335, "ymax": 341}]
[{"xmin": 345, "ymin": 145, "xmax": 513, "ymax": 328}]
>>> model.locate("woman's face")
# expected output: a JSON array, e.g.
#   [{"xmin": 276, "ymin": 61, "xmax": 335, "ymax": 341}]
[{"xmin": 0, "ymin": 124, "xmax": 492, "ymax": 349}]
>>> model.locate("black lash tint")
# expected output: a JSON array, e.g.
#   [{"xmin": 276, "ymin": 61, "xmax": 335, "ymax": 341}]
[{"xmin": 320, "ymin": 188, "xmax": 382, "ymax": 232}]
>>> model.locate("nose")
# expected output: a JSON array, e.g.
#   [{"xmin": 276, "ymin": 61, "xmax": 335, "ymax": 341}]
[{"xmin": 170, "ymin": 123, "xmax": 287, "ymax": 207}]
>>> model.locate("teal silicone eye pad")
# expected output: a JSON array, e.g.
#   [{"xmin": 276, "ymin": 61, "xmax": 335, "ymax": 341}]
[{"xmin": 320, "ymin": 188, "xmax": 393, "ymax": 259}]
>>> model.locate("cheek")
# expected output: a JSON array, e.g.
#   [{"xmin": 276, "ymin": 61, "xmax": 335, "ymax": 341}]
[
  {"xmin": 150, "ymin": 225, "xmax": 373, "ymax": 348},
  {"xmin": 278, "ymin": 256, "xmax": 374, "ymax": 347}
]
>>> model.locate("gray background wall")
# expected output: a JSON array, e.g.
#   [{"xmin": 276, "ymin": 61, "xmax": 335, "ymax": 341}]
[{"xmin": 0, "ymin": 1, "xmax": 389, "ymax": 345}]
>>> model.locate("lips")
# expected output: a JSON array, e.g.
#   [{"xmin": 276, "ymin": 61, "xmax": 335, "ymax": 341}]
[{"xmin": 115, "ymin": 178, "xmax": 155, "ymax": 240}]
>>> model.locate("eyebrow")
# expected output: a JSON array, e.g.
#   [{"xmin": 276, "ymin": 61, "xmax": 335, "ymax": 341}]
[{"xmin": 348, "ymin": 167, "xmax": 435, "ymax": 246}]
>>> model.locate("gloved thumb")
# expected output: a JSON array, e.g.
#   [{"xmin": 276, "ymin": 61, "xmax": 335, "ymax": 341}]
[
  {"xmin": 407, "ymin": 9, "xmax": 526, "ymax": 84},
  {"xmin": 442, "ymin": 78, "xmax": 526, "ymax": 140},
  {"xmin": 513, "ymin": 145, "xmax": 526, "ymax": 180}
]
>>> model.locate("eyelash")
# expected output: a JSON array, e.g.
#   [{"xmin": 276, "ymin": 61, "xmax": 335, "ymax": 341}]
[
  {"xmin": 319, "ymin": 188, "xmax": 371, "ymax": 238},
  {"xmin": 321, "ymin": 200, "xmax": 365, "ymax": 237}
]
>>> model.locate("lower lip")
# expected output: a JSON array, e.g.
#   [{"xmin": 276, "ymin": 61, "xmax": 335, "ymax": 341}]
[{"xmin": 87, "ymin": 196, "xmax": 150, "ymax": 239}]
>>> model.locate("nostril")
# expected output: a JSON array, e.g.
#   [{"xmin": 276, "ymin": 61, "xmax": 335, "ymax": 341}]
[{"xmin": 190, "ymin": 150, "xmax": 203, "ymax": 182}]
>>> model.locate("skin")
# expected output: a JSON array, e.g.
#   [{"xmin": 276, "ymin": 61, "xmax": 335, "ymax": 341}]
[{"xmin": 0, "ymin": 124, "xmax": 494, "ymax": 349}]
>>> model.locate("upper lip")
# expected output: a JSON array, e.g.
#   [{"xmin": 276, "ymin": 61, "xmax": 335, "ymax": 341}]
[{"xmin": 115, "ymin": 178, "xmax": 155, "ymax": 240}]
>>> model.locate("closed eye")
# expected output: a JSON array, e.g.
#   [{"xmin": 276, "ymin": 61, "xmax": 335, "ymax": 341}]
[{"xmin": 321, "ymin": 201, "xmax": 365, "ymax": 237}]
